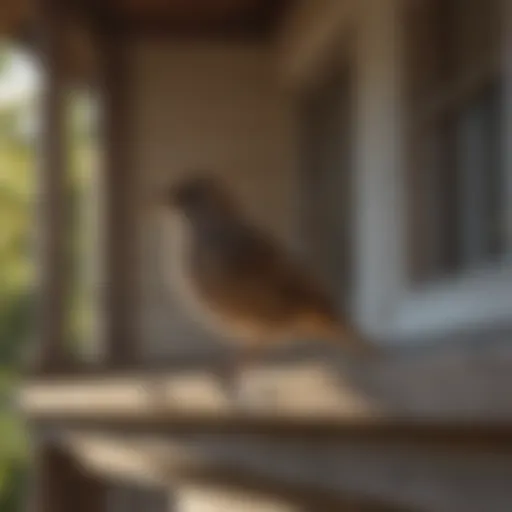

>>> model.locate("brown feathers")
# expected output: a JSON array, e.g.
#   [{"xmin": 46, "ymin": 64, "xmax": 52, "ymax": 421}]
[{"xmin": 164, "ymin": 172, "xmax": 376, "ymax": 356}]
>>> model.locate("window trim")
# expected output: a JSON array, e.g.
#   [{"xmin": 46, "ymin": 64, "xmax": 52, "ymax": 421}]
[
  {"xmin": 391, "ymin": 263, "xmax": 512, "ymax": 341},
  {"xmin": 288, "ymin": 0, "xmax": 512, "ymax": 345},
  {"xmin": 370, "ymin": 0, "xmax": 512, "ymax": 345}
]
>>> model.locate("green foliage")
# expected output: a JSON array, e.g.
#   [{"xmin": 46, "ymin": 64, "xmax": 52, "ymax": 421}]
[
  {"xmin": 0, "ymin": 100, "xmax": 34, "ymax": 365},
  {"xmin": 0, "ymin": 45, "xmax": 11, "ymax": 76},
  {"xmin": 0, "ymin": 89, "xmax": 34, "ymax": 510},
  {"xmin": 0, "ymin": 464, "xmax": 27, "ymax": 512},
  {"xmin": 0, "ymin": 46, "xmax": 98, "ymax": 510}
]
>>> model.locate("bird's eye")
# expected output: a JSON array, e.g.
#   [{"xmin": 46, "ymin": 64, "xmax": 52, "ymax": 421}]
[{"xmin": 167, "ymin": 174, "xmax": 219, "ymax": 211}]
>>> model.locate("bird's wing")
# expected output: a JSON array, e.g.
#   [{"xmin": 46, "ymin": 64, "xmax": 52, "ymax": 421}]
[{"xmin": 193, "ymin": 221, "xmax": 336, "ymax": 325}]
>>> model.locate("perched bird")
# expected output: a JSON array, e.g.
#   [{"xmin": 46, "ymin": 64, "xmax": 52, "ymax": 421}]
[{"xmin": 161, "ymin": 172, "xmax": 377, "ymax": 391}]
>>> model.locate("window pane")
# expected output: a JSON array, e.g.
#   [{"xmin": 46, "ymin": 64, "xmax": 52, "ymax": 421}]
[
  {"xmin": 407, "ymin": 0, "xmax": 504, "ymax": 282},
  {"xmin": 456, "ymin": 81, "xmax": 505, "ymax": 267}
]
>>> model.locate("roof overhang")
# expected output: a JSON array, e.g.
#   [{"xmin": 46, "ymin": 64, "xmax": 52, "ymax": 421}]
[{"xmin": 1, "ymin": 0, "xmax": 293, "ymax": 40}]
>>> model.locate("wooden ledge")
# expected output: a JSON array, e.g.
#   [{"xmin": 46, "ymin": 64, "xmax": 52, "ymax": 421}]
[
  {"xmin": 63, "ymin": 432, "xmax": 415, "ymax": 512},
  {"xmin": 19, "ymin": 362, "xmax": 376, "ymax": 419},
  {"xmin": 59, "ymin": 429, "xmax": 512, "ymax": 512},
  {"xmin": 17, "ymin": 362, "xmax": 512, "ymax": 448}
]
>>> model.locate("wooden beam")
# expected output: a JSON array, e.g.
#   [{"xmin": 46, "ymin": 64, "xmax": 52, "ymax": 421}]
[
  {"xmin": 27, "ymin": 441, "xmax": 107, "ymax": 512},
  {"xmin": 18, "ymin": 362, "xmax": 375, "ymax": 423},
  {"xmin": 61, "ymin": 430, "xmax": 512, "ymax": 512},
  {"xmin": 97, "ymin": 29, "xmax": 139, "ymax": 367},
  {"xmin": 34, "ymin": 0, "xmax": 70, "ymax": 370},
  {"xmin": 62, "ymin": 432, "xmax": 414, "ymax": 512},
  {"xmin": 112, "ymin": 0, "xmax": 292, "ymax": 39},
  {"xmin": 67, "ymin": 0, "xmax": 291, "ymax": 39},
  {"xmin": 16, "ymin": 363, "xmax": 512, "ymax": 447},
  {"xmin": 503, "ymin": 0, "xmax": 512, "ymax": 252}
]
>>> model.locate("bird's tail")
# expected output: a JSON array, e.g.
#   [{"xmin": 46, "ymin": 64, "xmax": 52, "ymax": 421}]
[{"xmin": 300, "ymin": 312, "xmax": 380, "ymax": 357}]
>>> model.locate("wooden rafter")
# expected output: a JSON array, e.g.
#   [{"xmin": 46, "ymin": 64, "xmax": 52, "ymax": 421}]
[{"xmin": 1, "ymin": 0, "xmax": 293, "ymax": 38}]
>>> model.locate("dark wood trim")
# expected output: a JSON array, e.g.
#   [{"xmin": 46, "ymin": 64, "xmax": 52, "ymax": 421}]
[
  {"xmin": 113, "ymin": 21, "xmax": 273, "ymax": 41},
  {"xmin": 28, "ymin": 441, "xmax": 107, "ymax": 512},
  {"xmin": 35, "ymin": 0, "xmax": 70, "ymax": 370},
  {"xmin": 115, "ymin": 0, "xmax": 292, "ymax": 40},
  {"xmin": 32, "ymin": 417, "xmax": 512, "ymax": 449},
  {"xmin": 503, "ymin": 0, "xmax": 512, "ymax": 251},
  {"xmin": 64, "ymin": 432, "xmax": 413, "ymax": 512},
  {"xmin": 67, "ymin": 0, "xmax": 292, "ymax": 40},
  {"xmin": 19, "ymin": 368, "xmax": 512, "ymax": 447},
  {"xmin": 52, "ymin": 427, "xmax": 512, "ymax": 512},
  {"xmin": 97, "ymin": 30, "xmax": 139, "ymax": 367}
]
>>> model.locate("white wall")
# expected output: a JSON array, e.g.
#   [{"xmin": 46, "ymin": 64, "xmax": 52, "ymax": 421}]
[{"xmin": 128, "ymin": 40, "xmax": 298, "ymax": 360}]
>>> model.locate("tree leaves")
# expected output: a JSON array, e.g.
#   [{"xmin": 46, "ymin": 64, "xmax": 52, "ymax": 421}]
[
  {"xmin": 0, "ymin": 46, "xmax": 12, "ymax": 77},
  {"xmin": 0, "ymin": 47, "xmax": 33, "ymax": 511}
]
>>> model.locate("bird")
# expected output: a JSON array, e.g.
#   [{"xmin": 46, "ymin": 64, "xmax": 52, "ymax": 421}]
[{"xmin": 160, "ymin": 172, "xmax": 378, "ymax": 397}]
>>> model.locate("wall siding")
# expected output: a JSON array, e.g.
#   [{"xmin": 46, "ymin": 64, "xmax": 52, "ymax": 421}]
[{"xmin": 128, "ymin": 41, "xmax": 298, "ymax": 360}]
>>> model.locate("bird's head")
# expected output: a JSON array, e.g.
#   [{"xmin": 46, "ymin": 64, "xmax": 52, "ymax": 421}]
[{"xmin": 164, "ymin": 173, "xmax": 237, "ymax": 221}]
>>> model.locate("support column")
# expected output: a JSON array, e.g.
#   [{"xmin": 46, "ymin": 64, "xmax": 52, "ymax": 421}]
[
  {"xmin": 503, "ymin": 0, "xmax": 512, "ymax": 253},
  {"xmin": 35, "ymin": 0, "xmax": 69, "ymax": 370},
  {"xmin": 28, "ymin": 441, "xmax": 107, "ymax": 512},
  {"xmin": 97, "ymin": 29, "xmax": 138, "ymax": 367}
]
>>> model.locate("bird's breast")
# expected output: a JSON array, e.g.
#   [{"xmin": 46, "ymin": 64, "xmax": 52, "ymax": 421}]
[
  {"xmin": 166, "ymin": 213, "xmax": 210, "ymax": 314},
  {"xmin": 165, "ymin": 213, "xmax": 264, "ymax": 343}
]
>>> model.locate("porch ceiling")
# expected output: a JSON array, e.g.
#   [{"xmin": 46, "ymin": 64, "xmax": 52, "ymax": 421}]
[
  {"xmin": 0, "ymin": 0, "xmax": 31, "ymax": 37},
  {"xmin": 1, "ymin": 0, "xmax": 293, "ymax": 39},
  {"xmin": 106, "ymin": 0, "xmax": 292, "ymax": 35}
]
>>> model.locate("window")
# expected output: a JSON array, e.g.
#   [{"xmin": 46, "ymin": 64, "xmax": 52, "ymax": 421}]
[
  {"xmin": 290, "ymin": 0, "xmax": 512, "ymax": 342},
  {"xmin": 393, "ymin": 0, "xmax": 512, "ymax": 339},
  {"xmin": 407, "ymin": 0, "xmax": 505, "ymax": 283}
]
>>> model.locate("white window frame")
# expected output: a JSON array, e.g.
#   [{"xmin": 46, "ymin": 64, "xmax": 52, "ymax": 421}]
[
  {"xmin": 352, "ymin": 0, "xmax": 512, "ymax": 345},
  {"xmin": 282, "ymin": 0, "xmax": 512, "ymax": 345}
]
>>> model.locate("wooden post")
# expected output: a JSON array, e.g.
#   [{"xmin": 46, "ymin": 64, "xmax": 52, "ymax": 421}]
[
  {"xmin": 35, "ymin": 0, "xmax": 69, "ymax": 370},
  {"xmin": 97, "ymin": 28, "xmax": 138, "ymax": 367},
  {"xmin": 503, "ymin": 0, "xmax": 512, "ymax": 253},
  {"xmin": 28, "ymin": 441, "xmax": 107, "ymax": 512}
]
